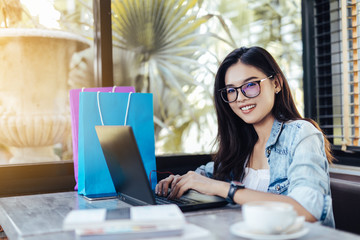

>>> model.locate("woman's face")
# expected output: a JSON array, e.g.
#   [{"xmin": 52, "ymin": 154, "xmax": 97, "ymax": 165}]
[{"xmin": 224, "ymin": 61, "xmax": 280, "ymax": 126}]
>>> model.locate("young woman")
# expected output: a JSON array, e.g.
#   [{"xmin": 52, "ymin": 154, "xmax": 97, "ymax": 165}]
[{"xmin": 155, "ymin": 46, "xmax": 335, "ymax": 227}]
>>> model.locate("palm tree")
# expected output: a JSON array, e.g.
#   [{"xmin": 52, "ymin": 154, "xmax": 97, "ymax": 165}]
[{"xmin": 111, "ymin": 0, "xmax": 235, "ymax": 152}]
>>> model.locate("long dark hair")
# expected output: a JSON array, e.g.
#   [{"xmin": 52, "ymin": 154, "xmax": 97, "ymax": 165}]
[{"xmin": 212, "ymin": 46, "xmax": 333, "ymax": 181}]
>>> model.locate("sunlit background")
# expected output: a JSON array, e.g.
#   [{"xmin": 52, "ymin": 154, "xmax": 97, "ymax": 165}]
[
  {"xmin": 0, "ymin": 0, "xmax": 302, "ymax": 164},
  {"xmin": 21, "ymin": 0, "xmax": 61, "ymax": 28}
]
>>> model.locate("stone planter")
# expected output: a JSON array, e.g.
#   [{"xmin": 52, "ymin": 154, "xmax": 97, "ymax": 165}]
[{"xmin": 0, "ymin": 28, "xmax": 89, "ymax": 163}]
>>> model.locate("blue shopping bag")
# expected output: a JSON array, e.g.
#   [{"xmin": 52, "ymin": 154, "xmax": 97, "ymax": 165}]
[
  {"xmin": 70, "ymin": 86, "xmax": 135, "ymax": 190},
  {"xmin": 78, "ymin": 92, "xmax": 157, "ymax": 196}
]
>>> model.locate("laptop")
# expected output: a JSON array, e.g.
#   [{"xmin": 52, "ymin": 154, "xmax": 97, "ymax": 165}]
[{"xmin": 95, "ymin": 125, "xmax": 228, "ymax": 212}]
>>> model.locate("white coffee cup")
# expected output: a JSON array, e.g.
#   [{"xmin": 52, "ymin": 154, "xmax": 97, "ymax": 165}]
[{"xmin": 242, "ymin": 201, "xmax": 298, "ymax": 234}]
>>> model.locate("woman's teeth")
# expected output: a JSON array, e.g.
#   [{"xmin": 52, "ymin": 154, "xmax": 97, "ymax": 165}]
[{"xmin": 241, "ymin": 105, "xmax": 255, "ymax": 111}]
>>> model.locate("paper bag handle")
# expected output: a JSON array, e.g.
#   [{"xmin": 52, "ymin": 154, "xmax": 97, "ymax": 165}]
[
  {"xmin": 81, "ymin": 86, "xmax": 117, "ymax": 93},
  {"xmin": 96, "ymin": 91, "xmax": 133, "ymax": 126},
  {"xmin": 124, "ymin": 92, "xmax": 132, "ymax": 126}
]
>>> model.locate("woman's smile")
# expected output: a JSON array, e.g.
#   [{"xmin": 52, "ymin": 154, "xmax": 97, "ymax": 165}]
[{"xmin": 240, "ymin": 104, "xmax": 256, "ymax": 112}]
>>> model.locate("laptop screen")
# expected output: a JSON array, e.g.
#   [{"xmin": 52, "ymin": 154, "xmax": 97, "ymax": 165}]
[
  {"xmin": 96, "ymin": 125, "xmax": 228, "ymax": 212},
  {"xmin": 95, "ymin": 125, "xmax": 156, "ymax": 206}
]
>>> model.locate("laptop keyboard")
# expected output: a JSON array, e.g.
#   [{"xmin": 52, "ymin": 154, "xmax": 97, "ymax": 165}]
[{"xmin": 155, "ymin": 195, "xmax": 201, "ymax": 206}]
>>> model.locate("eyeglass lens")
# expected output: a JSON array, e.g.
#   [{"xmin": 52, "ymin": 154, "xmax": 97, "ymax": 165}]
[
  {"xmin": 241, "ymin": 82, "xmax": 260, "ymax": 98},
  {"xmin": 221, "ymin": 82, "xmax": 260, "ymax": 102}
]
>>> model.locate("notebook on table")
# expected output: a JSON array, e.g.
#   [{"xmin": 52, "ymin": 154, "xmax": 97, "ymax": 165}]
[{"xmin": 95, "ymin": 125, "xmax": 228, "ymax": 212}]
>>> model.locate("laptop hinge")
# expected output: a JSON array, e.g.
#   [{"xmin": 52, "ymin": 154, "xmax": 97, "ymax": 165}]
[{"xmin": 118, "ymin": 193, "xmax": 151, "ymax": 206}]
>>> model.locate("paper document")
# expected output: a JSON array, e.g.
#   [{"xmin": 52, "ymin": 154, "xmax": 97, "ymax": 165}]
[{"xmin": 63, "ymin": 204, "xmax": 186, "ymax": 239}]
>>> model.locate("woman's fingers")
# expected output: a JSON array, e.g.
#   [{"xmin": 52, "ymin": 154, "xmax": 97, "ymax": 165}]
[
  {"xmin": 172, "ymin": 183, "xmax": 190, "ymax": 199},
  {"xmin": 167, "ymin": 183, "xmax": 182, "ymax": 199},
  {"xmin": 167, "ymin": 173, "xmax": 192, "ymax": 199},
  {"xmin": 155, "ymin": 174, "xmax": 181, "ymax": 196},
  {"xmin": 171, "ymin": 175, "xmax": 182, "ymax": 189},
  {"xmin": 156, "ymin": 171, "xmax": 214, "ymax": 199},
  {"xmin": 155, "ymin": 175, "xmax": 171, "ymax": 196},
  {"xmin": 167, "ymin": 171, "xmax": 216, "ymax": 199}
]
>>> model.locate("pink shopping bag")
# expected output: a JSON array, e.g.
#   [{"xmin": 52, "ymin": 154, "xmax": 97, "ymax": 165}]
[{"xmin": 69, "ymin": 86, "xmax": 135, "ymax": 190}]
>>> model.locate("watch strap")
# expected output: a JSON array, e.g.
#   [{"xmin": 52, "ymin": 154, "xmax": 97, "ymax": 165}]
[{"xmin": 226, "ymin": 181, "xmax": 245, "ymax": 204}]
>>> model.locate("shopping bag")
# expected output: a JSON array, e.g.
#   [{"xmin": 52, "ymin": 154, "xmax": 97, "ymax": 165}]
[
  {"xmin": 69, "ymin": 86, "xmax": 135, "ymax": 190},
  {"xmin": 77, "ymin": 92, "xmax": 157, "ymax": 196}
]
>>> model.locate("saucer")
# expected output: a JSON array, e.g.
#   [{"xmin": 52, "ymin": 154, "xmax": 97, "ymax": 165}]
[{"xmin": 230, "ymin": 221, "xmax": 309, "ymax": 240}]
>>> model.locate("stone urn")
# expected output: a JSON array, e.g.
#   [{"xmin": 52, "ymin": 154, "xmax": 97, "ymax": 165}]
[{"xmin": 0, "ymin": 28, "xmax": 90, "ymax": 163}]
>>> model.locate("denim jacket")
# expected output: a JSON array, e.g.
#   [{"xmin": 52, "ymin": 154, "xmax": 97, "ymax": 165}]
[{"xmin": 196, "ymin": 119, "xmax": 335, "ymax": 227}]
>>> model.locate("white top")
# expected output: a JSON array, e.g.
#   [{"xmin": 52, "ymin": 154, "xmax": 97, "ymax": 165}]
[{"xmin": 242, "ymin": 167, "xmax": 270, "ymax": 192}]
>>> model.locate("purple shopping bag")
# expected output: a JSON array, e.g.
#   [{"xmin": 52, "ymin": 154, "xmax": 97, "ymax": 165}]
[{"xmin": 69, "ymin": 86, "xmax": 135, "ymax": 190}]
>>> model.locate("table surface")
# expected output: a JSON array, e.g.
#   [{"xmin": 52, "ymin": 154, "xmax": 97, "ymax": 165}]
[{"xmin": 0, "ymin": 191, "xmax": 359, "ymax": 240}]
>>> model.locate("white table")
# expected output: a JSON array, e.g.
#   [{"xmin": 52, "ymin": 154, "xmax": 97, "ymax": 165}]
[{"xmin": 0, "ymin": 191, "xmax": 359, "ymax": 239}]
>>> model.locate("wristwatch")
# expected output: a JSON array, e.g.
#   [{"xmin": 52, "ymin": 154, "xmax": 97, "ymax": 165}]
[{"xmin": 226, "ymin": 181, "xmax": 245, "ymax": 204}]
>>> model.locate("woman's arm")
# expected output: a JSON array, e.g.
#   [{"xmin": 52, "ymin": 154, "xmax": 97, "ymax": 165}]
[
  {"xmin": 231, "ymin": 188, "xmax": 317, "ymax": 222},
  {"xmin": 157, "ymin": 171, "xmax": 316, "ymax": 222}
]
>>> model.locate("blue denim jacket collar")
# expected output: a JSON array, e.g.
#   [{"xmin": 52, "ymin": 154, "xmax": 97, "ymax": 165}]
[
  {"xmin": 265, "ymin": 118, "xmax": 283, "ymax": 158},
  {"xmin": 242, "ymin": 119, "xmax": 283, "ymax": 176}
]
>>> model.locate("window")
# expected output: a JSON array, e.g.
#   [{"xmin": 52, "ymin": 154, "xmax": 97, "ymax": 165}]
[
  {"xmin": 0, "ymin": 0, "xmax": 94, "ymax": 166},
  {"xmin": 0, "ymin": 0, "xmax": 303, "ymax": 196},
  {"xmin": 0, "ymin": 0, "xmax": 303, "ymax": 162},
  {"xmin": 303, "ymin": 0, "xmax": 360, "ymax": 165},
  {"xmin": 110, "ymin": 0, "xmax": 303, "ymax": 154},
  {"xmin": 0, "ymin": 0, "xmax": 94, "ymax": 196}
]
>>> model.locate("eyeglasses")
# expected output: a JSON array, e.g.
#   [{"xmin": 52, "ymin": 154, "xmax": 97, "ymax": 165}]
[{"xmin": 218, "ymin": 75, "xmax": 273, "ymax": 103}]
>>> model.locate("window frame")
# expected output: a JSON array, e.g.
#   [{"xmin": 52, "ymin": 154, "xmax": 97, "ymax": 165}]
[
  {"xmin": 0, "ymin": 0, "xmax": 114, "ymax": 197},
  {"xmin": 93, "ymin": 0, "xmax": 113, "ymax": 87}
]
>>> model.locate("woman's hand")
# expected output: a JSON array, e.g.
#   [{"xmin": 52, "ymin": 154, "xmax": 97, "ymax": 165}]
[
  {"xmin": 155, "ymin": 174, "xmax": 182, "ymax": 197},
  {"xmin": 157, "ymin": 171, "xmax": 228, "ymax": 199}
]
